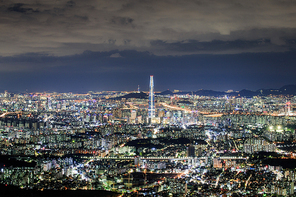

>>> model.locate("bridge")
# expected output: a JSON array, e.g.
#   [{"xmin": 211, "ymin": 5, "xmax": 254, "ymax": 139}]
[
  {"xmin": 0, "ymin": 111, "xmax": 23, "ymax": 118},
  {"xmin": 96, "ymin": 156, "xmax": 197, "ymax": 160},
  {"xmin": 93, "ymin": 156, "xmax": 247, "ymax": 160}
]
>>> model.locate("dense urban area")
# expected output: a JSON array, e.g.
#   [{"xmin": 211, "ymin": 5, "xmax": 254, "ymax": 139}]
[{"xmin": 1, "ymin": 82, "xmax": 296, "ymax": 196}]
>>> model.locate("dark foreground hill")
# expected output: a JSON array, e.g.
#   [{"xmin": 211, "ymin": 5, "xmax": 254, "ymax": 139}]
[{"xmin": 0, "ymin": 184, "xmax": 120, "ymax": 197}]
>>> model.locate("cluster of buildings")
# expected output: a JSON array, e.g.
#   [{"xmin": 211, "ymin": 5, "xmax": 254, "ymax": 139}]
[{"xmin": 1, "ymin": 77, "xmax": 296, "ymax": 195}]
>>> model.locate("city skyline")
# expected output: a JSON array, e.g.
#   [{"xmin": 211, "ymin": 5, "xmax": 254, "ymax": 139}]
[
  {"xmin": 0, "ymin": 83, "xmax": 296, "ymax": 196},
  {"xmin": 1, "ymin": 1, "xmax": 296, "ymax": 92}
]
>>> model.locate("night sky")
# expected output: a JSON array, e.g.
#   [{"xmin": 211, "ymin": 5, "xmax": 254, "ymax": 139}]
[{"xmin": 1, "ymin": 0, "xmax": 296, "ymax": 92}]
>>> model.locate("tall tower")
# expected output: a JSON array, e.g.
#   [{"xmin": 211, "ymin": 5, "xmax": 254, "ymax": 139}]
[
  {"xmin": 47, "ymin": 97, "xmax": 52, "ymax": 110},
  {"xmin": 148, "ymin": 75, "xmax": 155, "ymax": 119}
]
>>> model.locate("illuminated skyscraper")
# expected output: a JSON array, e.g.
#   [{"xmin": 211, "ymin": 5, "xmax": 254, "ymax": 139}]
[
  {"xmin": 148, "ymin": 75, "xmax": 155, "ymax": 119},
  {"xmin": 47, "ymin": 97, "xmax": 52, "ymax": 110}
]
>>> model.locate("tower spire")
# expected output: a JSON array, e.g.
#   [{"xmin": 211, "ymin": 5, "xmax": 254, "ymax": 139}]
[{"xmin": 148, "ymin": 75, "xmax": 155, "ymax": 120}]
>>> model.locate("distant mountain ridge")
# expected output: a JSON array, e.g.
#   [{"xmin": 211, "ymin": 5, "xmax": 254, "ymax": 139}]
[
  {"xmin": 158, "ymin": 84, "xmax": 296, "ymax": 97},
  {"xmin": 110, "ymin": 85, "xmax": 296, "ymax": 99}
]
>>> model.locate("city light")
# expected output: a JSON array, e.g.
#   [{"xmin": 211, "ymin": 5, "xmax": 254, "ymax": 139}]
[{"xmin": 0, "ymin": 78, "xmax": 295, "ymax": 196}]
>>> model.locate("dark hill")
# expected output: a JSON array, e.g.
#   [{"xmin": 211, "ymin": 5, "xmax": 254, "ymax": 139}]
[
  {"xmin": 0, "ymin": 155, "xmax": 36, "ymax": 168},
  {"xmin": 161, "ymin": 84, "xmax": 296, "ymax": 97},
  {"xmin": 112, "ymin": 92, "xmax": 148, "ymax": 100},
  {"xmin": 158, "ymin": 90, "xmax": 174, "ymax": 95},
  {"xmin": 258, "ymin": 85, "xmax": 296, "ymax": 96},
  {"xmin": 279, "ymin": 84, "xmax": 296, "ymax": 94},
  {"xmin": 194, "ymin": 90, "xmax": 225, "ymax": 97},
  {"xmin": 238, "ymin": 89, "xmax": 258, "ymax": 97}
]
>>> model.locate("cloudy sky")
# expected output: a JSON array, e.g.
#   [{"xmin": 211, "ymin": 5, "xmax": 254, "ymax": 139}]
[{"xmin": 1, "ymin": 0, "xmax": 296, "ymax": 92}]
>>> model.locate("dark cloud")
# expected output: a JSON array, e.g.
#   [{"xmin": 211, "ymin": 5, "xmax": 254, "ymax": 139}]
[
  {"xmin": 7, "ymin": 3, "xmax": 39, "ymax": 13},
  {"xmin": 111, "ymin": 16, "xmax": 134, "ymax": 26},
  {"xmin": 74, "ymin": 15, "xmax": 88, "ymax": 21},
  {"xmin": 150, "ymin": 39, "xmax": 278, "ymax": 54},
  {"xmin": 0, "ymin": 0, "xmax": 296, "ymax": 92},
  {"xmin": 0, "ymin": 0, "xmax": 296, "ymax": 56},
  {"xmin": 66, "ymin": 1, "xmax": 76, "ymax": 8},
  {"xmin": 110, "ymin": 53, "xmax": 122, "ymax": 58}
]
